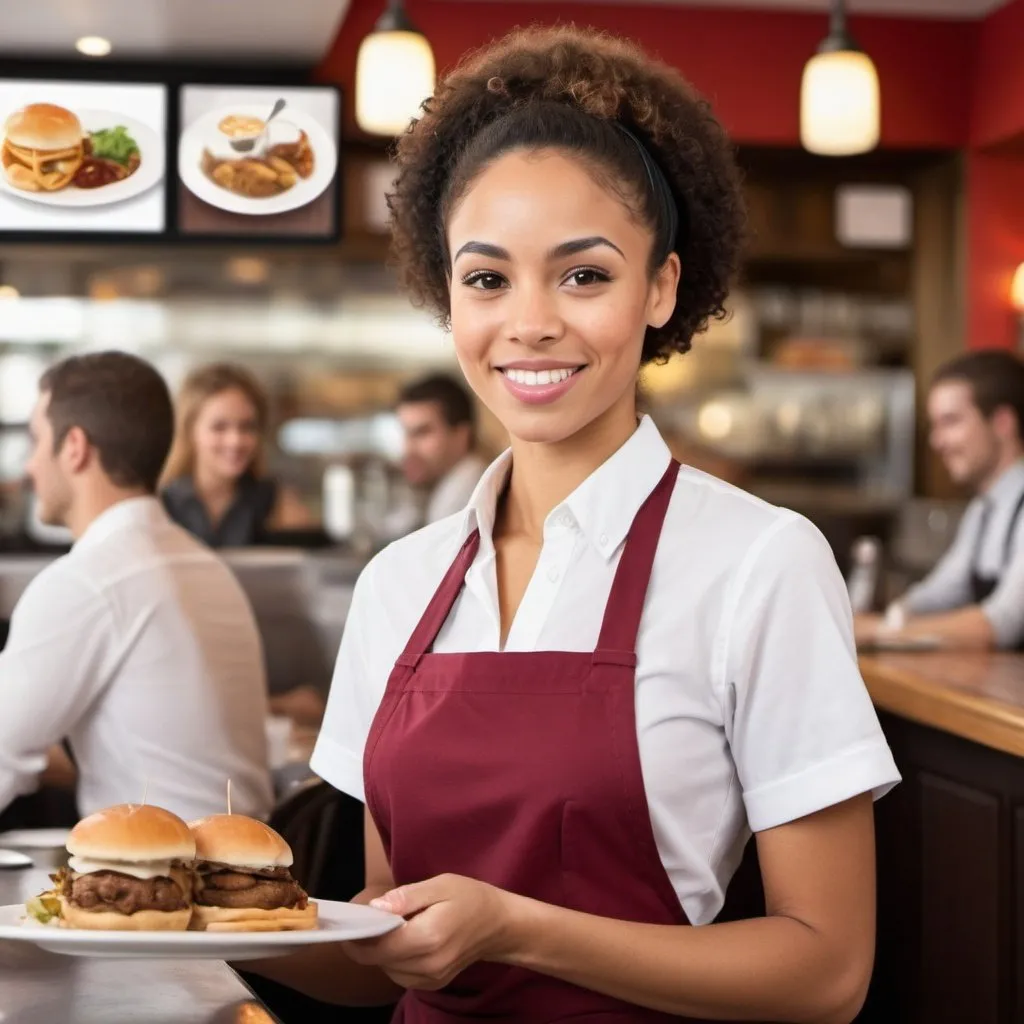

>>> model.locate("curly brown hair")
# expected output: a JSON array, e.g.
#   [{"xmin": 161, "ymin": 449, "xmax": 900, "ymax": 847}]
[{"xmin": 388, "ymin": 25, "xmax": 746, "ymax": 364}]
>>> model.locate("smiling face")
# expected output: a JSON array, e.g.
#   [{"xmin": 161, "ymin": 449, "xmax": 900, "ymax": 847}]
[
  {"xmin": 446, "ymin": 148, "xmax": 679, "ymax": 447},
  {"xmin": 192, "ymin": 387, "xmax": 262, "ymax": 484},
  {"xmin": 927, "ymin": 379, "xmax": 1009, "ymax": 490}
]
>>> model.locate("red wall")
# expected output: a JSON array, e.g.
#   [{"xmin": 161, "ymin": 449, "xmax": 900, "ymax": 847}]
[
  {"xmin": 971, "ymin": 0, "xmax": 1024, "ymax": 147},
  {"xmin": 966, "ymin": 148, "xmax": 1024, "ymax": 349},
  {"xmin": 319, "ymin": 0, "xmax": 1024, "ymax": 351}
]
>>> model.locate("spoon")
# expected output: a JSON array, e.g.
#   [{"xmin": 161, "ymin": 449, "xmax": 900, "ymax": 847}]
[
  {"xmin": 0, "ymin": 848, "xmax": 32, "ymax": 869},
  {"xmin": 229, "ymin": 99, "xmax": 287, "ymax": 154}
]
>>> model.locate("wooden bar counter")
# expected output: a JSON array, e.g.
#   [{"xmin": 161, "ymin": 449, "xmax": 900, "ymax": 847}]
[{"xmin": 859, "ymin": 652, "xmax": 1024, "ymax": 1024}]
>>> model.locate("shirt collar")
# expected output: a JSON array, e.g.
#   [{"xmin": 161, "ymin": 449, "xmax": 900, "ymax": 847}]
[
  {"xmin": 74, "ymin": 496, "xmax": 168, "ymax": 552},
  {"xmin": 458, "ymin": 415, "xmax": 673, "ymax": 562},
  {"xmin": 985, "ymin": 459, "xmax": 1024, "ymax": 509}
]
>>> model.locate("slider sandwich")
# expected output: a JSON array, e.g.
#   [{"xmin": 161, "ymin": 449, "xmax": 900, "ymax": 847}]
[
  {"xmin": 189, "ymin": 814, "xmax": 317, "ymax": 932},
  {"xmin": 39, "ymin": 804, "xmax": 195, "ymax": 930}
]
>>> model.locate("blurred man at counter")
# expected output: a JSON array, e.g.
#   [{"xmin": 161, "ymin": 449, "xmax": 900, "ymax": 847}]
[
  {"xmin": 385, "ymin": 374, "xmax": 487, "ymax": 536},
  {"xmin": 0, "ymin": 352, "xmax": 273, "ymax": 820},
  {"xmin": 856, "ymin": 351, "xmax": 1024, "ymax": 650}
]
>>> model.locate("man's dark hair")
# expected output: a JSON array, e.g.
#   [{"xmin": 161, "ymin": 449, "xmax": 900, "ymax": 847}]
[
  {"xmin": 39, "ymin": 351, "xmax": 174, "ymax": 492},
  {"xmin": 933, "ymin": 351, "xmax": 1024, "ymax": 438},
  {"xmin": 398, "ymin": 374, "xmax": 475, "ymax": 436}
]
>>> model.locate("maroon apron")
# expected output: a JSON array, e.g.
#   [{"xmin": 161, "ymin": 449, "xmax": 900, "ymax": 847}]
[{"xmin": 365, "ymin": 459, "xmax": 712, "ymax": 1022}]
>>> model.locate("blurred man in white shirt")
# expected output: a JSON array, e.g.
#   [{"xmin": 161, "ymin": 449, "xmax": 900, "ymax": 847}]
[
  {"xmin": 856, "ymin": 351, "xmax": 1024, "ymax": 650},
  {"xmin": 387, "ymin": 375, "xmax": 487, "ymax": 535},
  {"xmin": 0, "ymin": 351, "xmax": 273, "ymax": 820}
]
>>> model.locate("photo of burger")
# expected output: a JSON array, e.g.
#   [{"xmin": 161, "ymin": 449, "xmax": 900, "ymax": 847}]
[
  {"xmin": 37, "ymin": 804, "xmax": 196, "ymax": 931},
  {"xmin": 0, "ymin": 100, "xmax": 164, "ymax": 210},
  {"xmin": 1, "ymin": 103, "xmax": 85, "ymax": 192},
  {"xmin": 189, "ymin": 814, "xmax": 317, "ymax": 932}
]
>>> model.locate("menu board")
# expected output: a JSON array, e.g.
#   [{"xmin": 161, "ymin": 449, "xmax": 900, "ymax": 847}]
[
  {"xmin": 0, "ymin": 80, "xmax": 167, "ymax": 234},
  {"xmin": 177, "ymin": 84, "xmax": 340, "ymax": 240}
]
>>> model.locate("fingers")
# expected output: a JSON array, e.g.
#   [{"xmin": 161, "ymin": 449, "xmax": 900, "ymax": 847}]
[{"xmin": 371, "ymin": 875, "xmax": 454, "ymax": 917}]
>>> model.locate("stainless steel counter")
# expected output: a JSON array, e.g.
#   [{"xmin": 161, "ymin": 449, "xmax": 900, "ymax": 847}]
[{"xmin": 0, "ymin": 847, "xmax": 280, "ymax": 1024}]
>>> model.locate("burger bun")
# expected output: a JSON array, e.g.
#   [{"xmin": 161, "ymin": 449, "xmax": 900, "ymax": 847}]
[
  {"xmin": 189, "ymin": 902, "xmax": 318, "ymax": 932},
  {"xmin": 189, "ymin": 814, "xmax": 293, "ymax": 869},
  {"xmin": 59, "ymin": 898, "xmax": 192, "ymax": 932},
  {"xmin": 67, "ymin": 804, "xmax": 195, "ymax": 863},
  {"xmin": 4, "ymin": 104, "xmax": 83, "ymax": 152}
]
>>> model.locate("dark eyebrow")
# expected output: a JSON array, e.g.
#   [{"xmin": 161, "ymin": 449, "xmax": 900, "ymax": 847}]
[
  {"xmin": 453, "ymin": 241, "xmax": 510, "ymax": 262},
  {"xmin": 548, "ymin": 236, "xmax": 624, "ymax": 260},
  {"xmin": 452, "ymin": 235, "xmax": 625, "ymax": 265}
]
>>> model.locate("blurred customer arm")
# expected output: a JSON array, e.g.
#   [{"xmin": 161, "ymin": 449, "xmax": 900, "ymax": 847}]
[
  {"xmin": 0, "ymin": 565, "xmax": 111, "ymax": 813},
  {"xmin": 267, "ymin": 683, "xmax": 325, "ymax": 726},
  {"xmin": 852, "ymin": 501, "xmax": 1023, "ymax": 649},
  {"xmin": 268, "ymin": 484, "xmax": 316, "ymax": 530}
]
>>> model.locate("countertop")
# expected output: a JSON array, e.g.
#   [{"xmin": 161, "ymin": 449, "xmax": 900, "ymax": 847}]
[
  {"xmin": 860, "ymin": 651, "xmax": 1024, "ymax": 757},
  {"xmin": 0, "ymin": 847, "xmax": 280, "ymax": 1024}
]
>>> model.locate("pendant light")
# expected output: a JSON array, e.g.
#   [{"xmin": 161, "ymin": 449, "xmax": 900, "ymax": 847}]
[
  {"xmin": 1011, "ymin": 263, "xmax": 1024, "ymax": 313},
  {"xmin": 355, "ymin": 0, "xmax": 436, "ymax": 137},
  {"xmin": 800, "ymin": 0, "xmax": 880, "ymax": 156}
]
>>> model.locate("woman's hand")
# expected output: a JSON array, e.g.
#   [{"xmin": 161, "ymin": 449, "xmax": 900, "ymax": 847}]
[{"xmin": 343, "ymin": 874, "xmax": 520, "ymax": 991}]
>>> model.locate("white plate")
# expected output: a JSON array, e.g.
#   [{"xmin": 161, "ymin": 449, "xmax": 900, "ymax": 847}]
[
  {"xmin": 0, "ymin": 899, "xmax": 401, "ymax": 960},
  {"xmin": 0, "ymin": 110, "xmax": 164, "ymax": 208},
  {"xmin": 0, "ymin": 828, "xmax": 70, "ymax": 849},
  {"xmin": 178, "ymin": 103, "xmax": 337, "ymax": 216}
]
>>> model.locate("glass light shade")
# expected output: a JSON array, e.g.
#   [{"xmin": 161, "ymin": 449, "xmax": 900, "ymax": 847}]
[
  {"xmin": 356, "ymin": 29, "xmax": 436, "ymax": 136},
  {"xmin": 800, "ymin": 49, "xmax": 880, "ymax": 156},
  {"xmin": 1012, "ymin": 263, "xmax": 1024, "ymax": 312}
]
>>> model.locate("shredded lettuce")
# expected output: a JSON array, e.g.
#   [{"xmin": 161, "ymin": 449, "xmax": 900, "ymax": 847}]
[
  {"xmin": 89, "ymin": 126, "xmax": 139, "ymax": 166},
  {"xmin": 24, "ymin": 892, "xmax": 60, "ymax": 925}
]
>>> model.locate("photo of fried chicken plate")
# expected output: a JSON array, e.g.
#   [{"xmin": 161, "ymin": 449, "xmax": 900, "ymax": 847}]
[{"xmin": 189, "ymin": 814, "xmax": 317, "ymax": 932}]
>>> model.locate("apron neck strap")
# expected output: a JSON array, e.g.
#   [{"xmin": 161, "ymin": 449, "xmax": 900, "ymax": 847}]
[
  {"xmin": 595, "ymin": 459, "xmax": 679, "ymax": 658},
  {"xmin": 396, "ymin": 529, "xmax": 480, "ymax": 668}
]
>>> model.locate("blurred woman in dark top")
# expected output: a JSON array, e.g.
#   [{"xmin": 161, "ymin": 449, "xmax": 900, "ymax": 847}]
[{"xmin": 161, "ymin": 363, "xmax": 313, "ymax": 548}]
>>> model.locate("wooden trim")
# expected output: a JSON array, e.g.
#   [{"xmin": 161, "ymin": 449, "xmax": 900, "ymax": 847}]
[{"xmin": 861, "ymin": 655, "xmax": 1024, "ymax": 757}]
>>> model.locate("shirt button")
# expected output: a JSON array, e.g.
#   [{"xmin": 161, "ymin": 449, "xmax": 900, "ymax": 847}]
[
  {"xmin": 599, "ymin": 533, "xmax": 610, "ymax": 547},
  {"xmin": 547, "ymin": 567, "xmax": 559, "ymax": 582},
  {"xmin": 561, "ymin": 514, "xmax": 573, "ymax": 528}
]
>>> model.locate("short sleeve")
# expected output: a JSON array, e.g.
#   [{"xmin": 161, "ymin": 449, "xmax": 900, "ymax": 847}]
[
  {"xmin": 310, "ymin": 559, "xmax": 391, "ymax": 802},
  {"xmin": 723, "ymin": 515, "xmax": 901, "ymax": 833}
]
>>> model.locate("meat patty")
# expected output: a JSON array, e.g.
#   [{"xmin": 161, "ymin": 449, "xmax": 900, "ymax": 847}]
[
  {"xmin": 69, "ymin": 871, "xmax": 187, "ymax": 915},
  {"xmin": 195, "ymin": 870, "xmax": 307, "ymax": 911}
]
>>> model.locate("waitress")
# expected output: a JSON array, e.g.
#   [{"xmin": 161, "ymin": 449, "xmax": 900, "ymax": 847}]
[
  {"xmin": 161, "ymin": 362, "xmax": 314, "ymax": 548},
  {"xmin": 255, "ymin": 25, "xmax": 900, "ymax": 1022}
]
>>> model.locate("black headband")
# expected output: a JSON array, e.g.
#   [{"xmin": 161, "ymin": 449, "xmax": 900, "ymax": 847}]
[{"xmin": 612, "ymin": 123, "xmax": 682, "ymax": 262}]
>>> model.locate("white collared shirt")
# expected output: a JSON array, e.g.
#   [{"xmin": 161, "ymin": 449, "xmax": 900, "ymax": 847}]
[
  {"xmin": 312, "ymin": 417, "xmax": 899, "ymax": 924},
  {"xmin": 901, "ymin": 459, "xmax": 1024, "ymax": 647},
  {"xmin": 0, "ymin": 497, "xmax": 274, "ymax": 821}
]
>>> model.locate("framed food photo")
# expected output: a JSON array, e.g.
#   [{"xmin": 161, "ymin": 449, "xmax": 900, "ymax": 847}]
[
  {"xmin": 0, "ymin": 79, "xmax": 167, "ymax": 237},
  {"xmin": 176, "ymin": 83, "xmax": 341, "ymax": 243}
]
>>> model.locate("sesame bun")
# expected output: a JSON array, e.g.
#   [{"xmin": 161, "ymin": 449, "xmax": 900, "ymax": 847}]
[
  {"xmin": 67, "ymin": 804, "xmax": 195, "ymax": 863},
  {"xmin": 189, "ymin": 902, "xmax": 317, "ymax": 932},
  {"xmin": 4, "ymin": 104, "xmax": 83, "ymax": 151},
  {"xmin": 189, "ymin": 815, "xmax": 293, "ymax": 869},
  {"xmin": 58, "ymin": 898, "xmax": 192, "ymax": 932}
]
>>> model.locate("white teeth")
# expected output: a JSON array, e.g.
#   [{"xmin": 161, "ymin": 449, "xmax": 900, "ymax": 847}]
[{"xmin": 502, "ymin": 367, "xmax": 577, "ymax": 386}]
